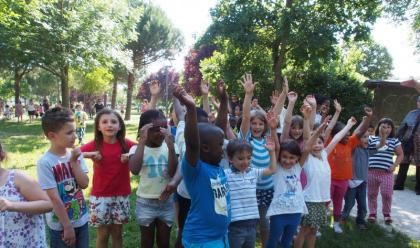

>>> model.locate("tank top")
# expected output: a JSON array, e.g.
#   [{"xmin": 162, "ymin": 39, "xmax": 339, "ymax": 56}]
[{"xmin": 0, "ymin": 170, "xmax": 47, "ymax": 247}]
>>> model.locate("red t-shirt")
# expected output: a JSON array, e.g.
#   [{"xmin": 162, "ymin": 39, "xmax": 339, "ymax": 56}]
[
  {"xmin": 327, "ymin": 134, "xmax": 360, "ymax": 180},
  {"xmin": 81, "ymin": 139, "xmax": 136, "ymax": 197}
]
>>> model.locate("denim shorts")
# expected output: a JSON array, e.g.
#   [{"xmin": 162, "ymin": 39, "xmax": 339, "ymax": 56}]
[
  {"xmin": 49, "ymin": 222, "xmax": 89, "ymax": 248},
  {"xmin": 183, "ymin": 234, "xmax": 230, "ymax": 248},
  {"xmin": 228, "ymin": 219, "xmax": 257, "ymax": 248},
  {"xmin": 135, "ymin": 196, "xmax": 174, "ymax": 227}
]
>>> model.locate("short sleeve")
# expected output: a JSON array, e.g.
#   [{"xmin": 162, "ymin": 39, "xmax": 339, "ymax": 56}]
[
  {"xmin": 81, "ymin": 141, "xmax": 95, "ymax": 153},
  {"xmin": 393, "ymin": 138, "xmax": 401, "ymax": 148},
  {"xmin": 349, "ymin": 134, "xmax": 360, "ymax": 150},
  {"xmin": 125, "ymin": 139, "xmax": 137, "ymax": 151},
  {"xmin": 36, "ymin": 159, "xmax": 57, "ymax": 190},
  {"xmin": 181, "ymin": 156, "xmax": 200, "ymax": 183},
  {"xmin": 128, "ymin": 145, "xmax": 137, "ymax": 157}
]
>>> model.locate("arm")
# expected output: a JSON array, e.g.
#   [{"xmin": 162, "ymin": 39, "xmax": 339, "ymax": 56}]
[
  {"xmin": 300, "ymin": 109, "xmax": 328, "ymax": 165},
  {"xmin": 240, "ymin": 74, "xmax": 257, "ymax": 137},
  {"xmin": 226, "ymin": 119, "xmax": 237, "ymax": 140},
  {"xmin": 164, "ymin": 128, "xmax": 178, "ymax": 177},
  {"xmin": 267, "ymin": 111, "xmax": 280, "ymax": 155},
  {"xmin": 70, "ymin": 149, "xmax": 89, "ymax": 189},
  {"xmin": 173, "ymin": 98, "xmax": 186, "ymax": 123},
  {"xmin": 325, "ymin": 117, "xmax": 357, "ymax": 155},
  {"xmin": 262, "ymin": 136, "xmax": 278, "ymax": 176},
  {"xmin": 305, "ymin": 95, "xmax": 317, "ymax": 130},
  {"xmin": 389, "ymin": 144, "xmax": 404, "ymax": 172},
  {"xmin": 128, "ymin": 124, "xmax": 152, "ymax": 175},
  {"xmin": 159, "ymin": 163, "xmax": 183, "ymax": 201},
  {"xmin": 173, "ymin": 85, "xmax": 199, "ymax": 166},
  {"xmin": 281, "ymin": 91, "xmax": 298, "ymax": 142},
  {"xmin": 214, "ymin": 81, "xmax": 229, "ymax": 135},
  {"xmin": 271, "ymin": 77, "xmax": 288, "ymax": 117},
  {"xmin": 200, "ymin": 82, "xmax": 210, "ymax": 114},
  {"xmin": 0, "ymin": 172, "xmax": 52, "ymax": 215},
  {"xmin": 148, "ymin": 80, "xmax": 160, "ymax": 110},
  {"xmin": 324, "ymin": 99, "xmax": 342, "ymax": 141},
  {"xmin": 353, "ymin": 107, "xmax": 373, "ymax": 138},
  {"xmin": 211, "ymin": 96, "xmax": 220, "ymax": 110}
]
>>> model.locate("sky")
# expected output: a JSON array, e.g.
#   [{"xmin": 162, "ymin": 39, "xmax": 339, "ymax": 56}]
[{"xmin": 149, "ymin": 0, "xmax": 420, "ymax": 80}]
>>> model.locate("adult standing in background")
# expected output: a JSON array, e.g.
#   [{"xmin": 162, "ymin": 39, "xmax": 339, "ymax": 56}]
[
  {"xmin": 94, "ymin": 98, "xmax": 105, "ymax": 114},
  {"xmin": 395, "ymin": 96, "xmax": 420, "ymax": 195},
  {"xmin": 42, "ymin": 99, "xmax": 50, "ymax": 113},
  {"xmin": 15, "ymin": 100, "xmax": 23, "ymax": 122}
]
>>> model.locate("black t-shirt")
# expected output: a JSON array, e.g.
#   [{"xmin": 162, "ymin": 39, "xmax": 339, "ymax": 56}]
[
  {"xmin": 94, "ymin": 103, "xmax": 105, "ymax": 113},
  {"xmin": 42, "ymin": 103, "xmax": 49, "ymax": 111}
]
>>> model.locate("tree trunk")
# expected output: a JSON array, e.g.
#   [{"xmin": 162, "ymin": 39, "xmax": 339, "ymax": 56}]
[
  {"xmin": 14, "ymin": 68, "xmax": 23, "ymax": 104},
  {"xmin": 111, "ymin": 78, "xmax": 118, "ymax": 109},
  {"xmin": 60, "ymin": 65, "xmax": 70, "ymax": 108},
  {"xmin": 125, "ymin": 72, "xmax": 134, "ymax": 120}
]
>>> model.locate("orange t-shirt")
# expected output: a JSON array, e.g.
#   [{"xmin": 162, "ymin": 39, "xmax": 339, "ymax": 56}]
[{"xmin": 327, "ymin": 134, "xmax": 360, "ymax": 180}]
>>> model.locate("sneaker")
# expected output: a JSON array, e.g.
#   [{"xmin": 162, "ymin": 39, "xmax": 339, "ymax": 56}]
[
  {"xmin": 357, "ymin": 223, "xmax": 368, "ymax": 230},
  {"xmin": 333, "ymin": 222, "xmax": 343, "ymax": 234},
  {"xmin": 316, "ymin": 230, "xmax": 322, "ymax": 238},
  {"xmin": 384, "ymin": 215, "xmax": 392, "ymax": 225},
  {"xmin": 367, "ymin": 214, "xmax": 376, "ymax": 223}
]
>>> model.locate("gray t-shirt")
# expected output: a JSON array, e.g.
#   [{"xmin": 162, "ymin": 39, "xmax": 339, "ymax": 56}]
[
  {"xmin": 37, "ymin": 151, "xmax": 89, "ymax": 231},
  {"xmin": 352, "ymin": 147, "xmax": 369, "ymax": 181}
]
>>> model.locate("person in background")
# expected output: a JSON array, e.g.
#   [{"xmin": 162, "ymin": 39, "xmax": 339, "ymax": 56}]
[{"xmin": 94, "ymin": 99, "xmax": 105, "ymax": 115}]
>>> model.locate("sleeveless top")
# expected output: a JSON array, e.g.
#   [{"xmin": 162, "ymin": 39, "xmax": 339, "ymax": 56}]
[{"xmin": 0, "ymin": 170, "xmax": 47, "ymax": 247}]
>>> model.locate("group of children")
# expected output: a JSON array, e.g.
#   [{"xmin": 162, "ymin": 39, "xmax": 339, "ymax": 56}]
[{"xmin": 0, "ymin": 74, "xmax": 403, "ymax": 248}]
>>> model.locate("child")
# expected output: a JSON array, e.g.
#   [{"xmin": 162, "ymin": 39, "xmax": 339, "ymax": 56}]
[
  {"xmin": 327, "ymin": 107, "xmax": 372, "ymax": 233},
  {"xmin": 81, "ymin": 108, "xmax": 135, "ymax": 248},
  {"xmin": 0, "ymin": 142, "xmax": 52, "ymax": 247},
  {"xmin": 15, "ymin": 100, "xmax": 23, "ymax": 122},
  {"xmin": 367, "ymin": 118, "xmax": 404, "ymax": 224},
  {"xmin": 226, "ymin": 111, "xmax": 279, "ymax": 248},
  {"xmin": 341, "ymin": 121, "xmax": 370, "ymax": 230},
  {"xmin": 37, "ymin": 107, "xmax": 90, "ymax": 247},
  {"xmin": 128, "ymin": 109, "xmax": 177, "ymax": 248},
  {"xmin": 75, "ymin": 104, "xmax": 89, "ymax": 145},
  {"xmin": 239, "ymin": 73, "xmax": 287, "ymax": 245},
  {"xmin": 4, "ymin": 104, "xmax": 11, "ymax": 119},
  {"xmin": 172, "ymin": 84, "xmax": 230, "ymax": 247},
  {"xmin": 294, "ymin": 108, "xmax": 358, "ymax": 248}
]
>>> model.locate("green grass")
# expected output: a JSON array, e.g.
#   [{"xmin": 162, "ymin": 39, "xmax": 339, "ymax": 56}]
[{"xmin": 0, "ymin": 116, "xmax": 419, "ymax": 248}]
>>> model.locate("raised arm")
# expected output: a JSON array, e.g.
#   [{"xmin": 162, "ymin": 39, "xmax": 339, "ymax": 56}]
[
  {"xmin": 173, "ymin": 97, "xmax": 186, "ymax": 123},
  {"xmin": 240, "ymin": 73, "xmax": 258, "ymax": 137},
  {"xmin": 267, "ymin": 111, "xmax": 280, "ymax": 155},
  {"xmin": 305, "ymin": 95, "xmax": 317, "ymax": 130},
  {"xmin": 148, "ymin": 80, "xmax": 161, "ymax": 110},
  {"xmin": 324, "ymin": 99, "xmax": 342, "ymax": 141},
  {"xmin": 262, "ymin": 136, "xmax": 278, "ymax": 176},
  {"xmin": 163, "ymin": 128, "xmax": 178, "ymax": 177},
  {"xmin": 353, "ymin": 107, "xmax": 373, "ymax": 138},
  {"xmin": 200, "ymin": 82, "xmax": 210, "ymax": 114},
  {"xmin": 173, "ymin": 85, "xmax": 199, "ymax": 166},
  {"xmin": 215, "ymin": 81, "xmax": 229, "ymax": 135},
  {"xmin": 325, "ymin": 117, "xmax": 357, "ymax": 155},
  {"xmin": 281, "ymin": 91, "xmax": 298, "ymax": 142},
  {"xmin": 271, "ymin": 76, "xmax": 288, "ymax": 117},
  {"xmin": 129, "ymin": 124, "xmax": 152, "ymax": 175}
]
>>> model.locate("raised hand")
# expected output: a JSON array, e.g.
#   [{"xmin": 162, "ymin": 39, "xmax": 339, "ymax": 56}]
[
  {"xmin": 149, "ymin": 80, "xmax": 161, "ymax": 96},
  {"xmin": 266, "ymin": 111, "xmax": 279, "ymax": 130},
  {"xmin": 270, "ymin": 90, "xmax": 280, "ymax": 106},
  {"xmin": 282, "ymin": 76, "xmax": 289, "ymax": 93},
  {"xmin": 287, "ymin": 91, "xmax": 298, "ymax": 103},
  {"xmin": 216, "ymin": 80, "xmax": 228, "ymax": 99},
  {"xmin": 333, "ymin": 99, "xmax": 342, "ymax": 113},
  {"xmin": 161, "ymin": 127, "xmax": 174, "ymax": 147},
  {"xmin": 364, "ymin": 106, "xmax": 373, "ymax": 117},
  {"xmin": 305, "ymin": 95, "xmax": 316, "ymax": 108},
  {"xmin": 240, "ymin": 73, "xmax": 258, "ymax": 94},
  {"xmin": 172, "ymin": 84, "xmax": 195, "ymax": 108},
  {"xmin": 301, "ymin": 104, "xmax": 313, "ymax": 119},
  {"xmin": 120, "ymin": 153, "xmax": 129, "ymax": 163},
  {"xmin": 70, "ymin": 148, "xmax": 82, "ymax": 162},
  {"xmin": 139, "ymin": 123, "xmax": 153, "ymax": 144},
  {"xmin": 348, "ymin": 116, "xmax": 357, "ymax": 126},
  {"xmin": 200, "ymin": 81, "xmax": 209, "ymax": 96},
  {"xmin": 264, "ymin": 136, "xmax": 275, "ymax": 152}
]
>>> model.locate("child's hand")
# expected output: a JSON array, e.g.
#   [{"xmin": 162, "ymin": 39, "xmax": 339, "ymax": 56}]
[
  {"xmin": 270, "ymin": 90, "xmax": 280, "ymax": 106},
  {"xmin": 200, "ymin": 81, "xmax": 209, "ymax": 96},
  {"xmin": 264, "ymin": 136, "xmax": 275, "ymax": 152},
  {"xmin": 287, "ymin": 91, "xmax": 298, "ymax": 103},
  {"xmin": 62, "ymin": 226, "xmax": 76, "ymax": 246},
  {"xmin": 364, "ymin": 106, "xmax": 373, "ymax": 117},
  {"xmin": 267, "ymin": 111, "xmax": 279, "ymax": 130},
  {"xmin": 347, "ymin": 116, "xmax": 357, "ymax": 126},
  {"xmin": 300, "ymin": 104, "xmax": 313, "ymax": 119},
  {"xmin": 139, "ymin": 123, "xmax": 153, "ymax": 144},
  {"xmin": 389, "ymin": 164, "xmax": 397, "ymax": 173},
  {"xmin": 161, "ymin": 127, "xmax": 174, "ymax": 147},
  {"xmin": 70, "ymin": 148, "xmax": 81, "ymax": 163},
  {"xmin": 172, "ymin": 84, "xmax": 195, "ymax": 108},
  {"xmin": 159, "ymin": 181, "xmax": 177, "ymax": 201},
  {"xmin": 333, "ymin": 99, "xmax": 342, "ymax": 113},
  {"xmin": 83, "ymin": 151, "xmax": 102, "ymax": 161},
  {"xmin": 282, "ymin": 76, "xmax": 289, "ymax": 93},
  {"xmin": 0, "ymin": 197, "xmax": 13, "ymax": 211},
  {"xmin": 120, "ymin": 153, "xmax": 129, "ymax": 163},
  {"xmin": 240, "ymin": 73, "xmax": 258, "ymax": 94},
  {"xmin": 305, "ymin": 95, "xmax": 316, "ymax": 108},
  {"xmin": 150, "ymin": 80, "xmax": 161, "ymax": 96}
]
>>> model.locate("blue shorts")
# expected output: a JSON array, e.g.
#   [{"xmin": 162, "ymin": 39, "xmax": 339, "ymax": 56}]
[
  {"xmin": 183, "ymin": 234, "xmax": 230, "ymax": 248},
  {"xmin": 49, "ymin": 222, "xmax": 89, "ymax": 248}
]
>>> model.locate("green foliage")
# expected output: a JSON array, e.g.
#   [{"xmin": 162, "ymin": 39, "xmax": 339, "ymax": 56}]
[{"xmin": 71, "ymin": 67, "xmax": 113, "ymax": 95}]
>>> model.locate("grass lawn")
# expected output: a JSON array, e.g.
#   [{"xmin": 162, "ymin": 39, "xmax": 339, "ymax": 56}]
[{"xmin": 0, "ymin": 116, "xmax": 419, "ymax": 248}]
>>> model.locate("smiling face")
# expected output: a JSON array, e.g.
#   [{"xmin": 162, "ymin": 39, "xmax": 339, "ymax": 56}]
[
  {"xmin": 49, "ymin": 122, "xmax": 77, "ymax": 148},
  {"xmin": 250, "ymin": 117, "xmax": 266, "ymax": 138},
  {"xmin": 280, "ymin": 150, "xmax": 300, "ymax": 169},
  {"xmin": 290, "ymin": 123, "xmax": 303, "ymax": 140},
  {"xmin": 359, "ymin": 131, "xmax": 369, "ymax": 148},
  {"xmin": 98, "ymin": 113, "xmax": 121, "ymax": 139},
  {"xmin": 230, "ymin": 150, "xmax": 252, "ymax": 172},
  {"xmin": 311, "ymin": 137, "xmax": 324, "ymax": 156}
]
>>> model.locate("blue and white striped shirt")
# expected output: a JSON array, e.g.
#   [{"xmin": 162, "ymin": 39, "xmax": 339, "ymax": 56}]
[{"xmin": 368, "ymin": 136, "xmax": 401, "ymax": 170}]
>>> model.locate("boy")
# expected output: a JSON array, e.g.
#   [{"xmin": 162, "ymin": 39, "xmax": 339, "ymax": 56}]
[
  {"xmin": 37, "ymin": 107, "xmax": 90, "ymax": 247},
  {"xmin": 74, "ymin": 104, "xmax": 88, "ymax": 145},
  {"xmin": 172, "ymin": 85, "xmax": 231, "ymax": 247}
]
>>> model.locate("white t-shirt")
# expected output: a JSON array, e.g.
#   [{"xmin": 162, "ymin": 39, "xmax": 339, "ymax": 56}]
[
  {"xmin": 267, "ymin": 163, "xmax": 307, "ymax": 216},
  {"xmin": 303, "ymin": 150, "xmax": 331, "ymax": 202},
  {"xmin": 27, "ymin": 104, "xmax": 35, "ymax": 111}
]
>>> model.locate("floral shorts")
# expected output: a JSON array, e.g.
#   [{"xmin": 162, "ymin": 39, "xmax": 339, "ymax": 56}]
[
  {"xmin": 89, "ymin": 195, "xmax": 130, "ymax": 227},
  {"xmin": 301, "ymin": 202, "xmax": 328, "ymax": 229},
  {"xmin": 256, "ymin": 188, "xmax": 274, "ymax": 207}
]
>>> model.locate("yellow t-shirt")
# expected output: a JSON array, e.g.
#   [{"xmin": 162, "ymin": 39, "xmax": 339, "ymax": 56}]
[{"xmin": 75, "ymin": 111, "xmax": 88, "ymax": 128}]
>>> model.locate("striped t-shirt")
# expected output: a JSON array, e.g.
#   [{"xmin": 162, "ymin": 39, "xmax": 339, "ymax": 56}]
[
  {"xmin": 239, "ymin": 130, "xmax": 273, "ymax": 189},
  {"xmin": 224, "ymin": 167, "xmax": 265, "ymax": 222},
  {"xmin": 367, "ymin": 136, "xmax": 401, "ymax": 170}
]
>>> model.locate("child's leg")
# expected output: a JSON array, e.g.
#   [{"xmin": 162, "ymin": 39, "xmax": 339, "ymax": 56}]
[
  {"xmin": 379, "ymin": 172, "xmax": 394, "ymax": 216},
  {"xmin": 355, "ymin": 182, "xmax": 368, "ymax": 224},
  {"xmin": 140, "ymin": 223, "xmax": 156, "ymax": 248},
  {"xmin": 266, "ymin": 215, "xmax": 286, "ymax": 248},
  {"xmin": 279, "ymin": 213, "xmax": 301, "ymax": 248},
  {"xmin": 75, "ymin": 223, "xmax": 90, "ymax": 248},
  {"xmin": 175, "ymin": 193, "xmax": 191, "ymax": 248},
  {"xmin": 342, "ymin": 186, "xmax": 356, "ymax": 221},
  {"xmin": 367, "ymin": 170, "xmax": 380, "ymax": 216},
  {"xmin": 258, "ymin": 205, "xmax": 270, "ymax": 246},
  {"xmin": 156, "ymin": 197, "xmax": 174, "ymax": 248},
  {"xmin": 109, "ymin": 224, "xmax": 123, "ymax": 248},
  {"xmin": 294, "ymin": 226, "xmax": 310, "ymax": 248},
  {"xmin": 156, "ymin": 219, "xmax": 171, "ymax": 248},
  {"xmin": 331, "ymin": 180, "xmax": 348, "ymax": 221},
  {"xmin": 96, "ymin": 226, "xmax": 111, "ymax": 248}
]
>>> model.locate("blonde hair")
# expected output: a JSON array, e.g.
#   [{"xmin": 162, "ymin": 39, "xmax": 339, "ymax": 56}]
[{"xmin": 250, "ymin": 110, "xmax": 269, "ymax": 136}]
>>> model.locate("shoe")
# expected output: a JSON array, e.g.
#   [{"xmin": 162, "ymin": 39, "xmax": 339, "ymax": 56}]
[
  {"xmin": 316, "ymin": 230, "xmax": 322, "ymax": 238},
  {"xmin": 357, "ymin": 223, "xmax": 368, "ymax": 230},
  {"xmin": 384, "ymin": 215, "xmax": 392, "ymax": 225},
  {"xmin": 367, "ymin": 214, "xmax": 376, "ymax": 223},
  {"xmin": 393, "ymin": 185, "xmax": 404, "ymax": 190},
  {"xmin": 333, "ymin": 222, "xmax": 343, "ymax": 234}
]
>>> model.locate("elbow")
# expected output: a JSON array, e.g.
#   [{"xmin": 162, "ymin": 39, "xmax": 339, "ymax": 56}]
[
  {"xmin": 43, "ymin": 200, "xmax": 54, "ymax": 212},
  {"xmin": 79, "ymin": 180, "xmax": 89, "ymax": 189}
]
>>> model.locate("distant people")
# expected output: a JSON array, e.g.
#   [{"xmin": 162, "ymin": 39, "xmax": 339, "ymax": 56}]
[
  {"xmin": 229, "ymin": 94, "xmax": 242, "ymax": 114},
  {"xmin": 42, "ymin": 99, "xmax": 50, "ymax": 113},
  {"xmin": 27, "ymin": 99, "xmax": 36, "ymax": 123},
  {"xmin": 4, "ymin": 104, "xmax": 11, "ymax": 119},
  {"xmin": 15, "ymin": 100, "xmax": 23, "ymax": 122},
  {"xmin": 74, "ymin": 104, "xmax": 89, "ymax": 145},
  {"xmin": 94, "ymin": 99, "xmax": 105, "ymax": 115}
]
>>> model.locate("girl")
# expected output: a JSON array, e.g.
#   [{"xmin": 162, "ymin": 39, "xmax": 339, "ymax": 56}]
[
  {"xmin": 367, "ymin": 118, "xmax": 403, "ymax": 224},
  {"xmin": 15, "ymin": 100, "xmax": 23, "ymax": 122},
  {"xmin": 239, "ymin": 73, "xmax": 287, "ymax": 246},
  {"xmin": 81, "ymin": 109, "xmax": 136, "ymax": 248},
  {"xmin": 294, "ymin": 110, "xmax": 357, "ymax": 248},
  {"xmin": 128, "ymin": 109, "xmax": 177, "ymax": 248},
  {"xmin": 27, "ymin": 99, "xmax": 36, "ymax": 123},
  {"xmin": 0, "ymin": 141, "xmax": 52, "ymax": 247},
  {"xmin": 226, "ymin": 111, "xmax": 279, "ymax": 248}
]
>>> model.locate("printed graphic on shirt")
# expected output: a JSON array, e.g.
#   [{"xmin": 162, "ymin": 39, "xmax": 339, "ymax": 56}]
[
  {"xmin": 144, "ymin": 155, "xmax": 169, "ymax": 179},
  {"xmin": 52, "ymin": 162, "xmax": 88, "ymax": 222},
  {"xmin": 210, "ymin": 175, "xmax": 229, "ymax": 216},
  {"xmin": 274, "ymin": 173, "xmax": 300, "ymax": 209}
]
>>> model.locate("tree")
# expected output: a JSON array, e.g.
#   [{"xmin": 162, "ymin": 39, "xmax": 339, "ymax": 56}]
[
  {"xmin": 30, "ymin": 0, "xmax": 140, "ymax": 108},
  {"xmin": 111, "ymin": 64, "xmax": 128, "ymax": 109},
  {"xmin": 125, "ymin": 2, "xmax": 183, "ymax": 120},
  {"xmin": 137, "ymin": 66, "xmax": 179, "ymax": 101},
  {"xmin": 71, "ymin": 67, "xmax": 113, "ymax": 96},
  {"xmin": 200, "ymin": 0, "xmax": 385, "ymax": 88}
]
